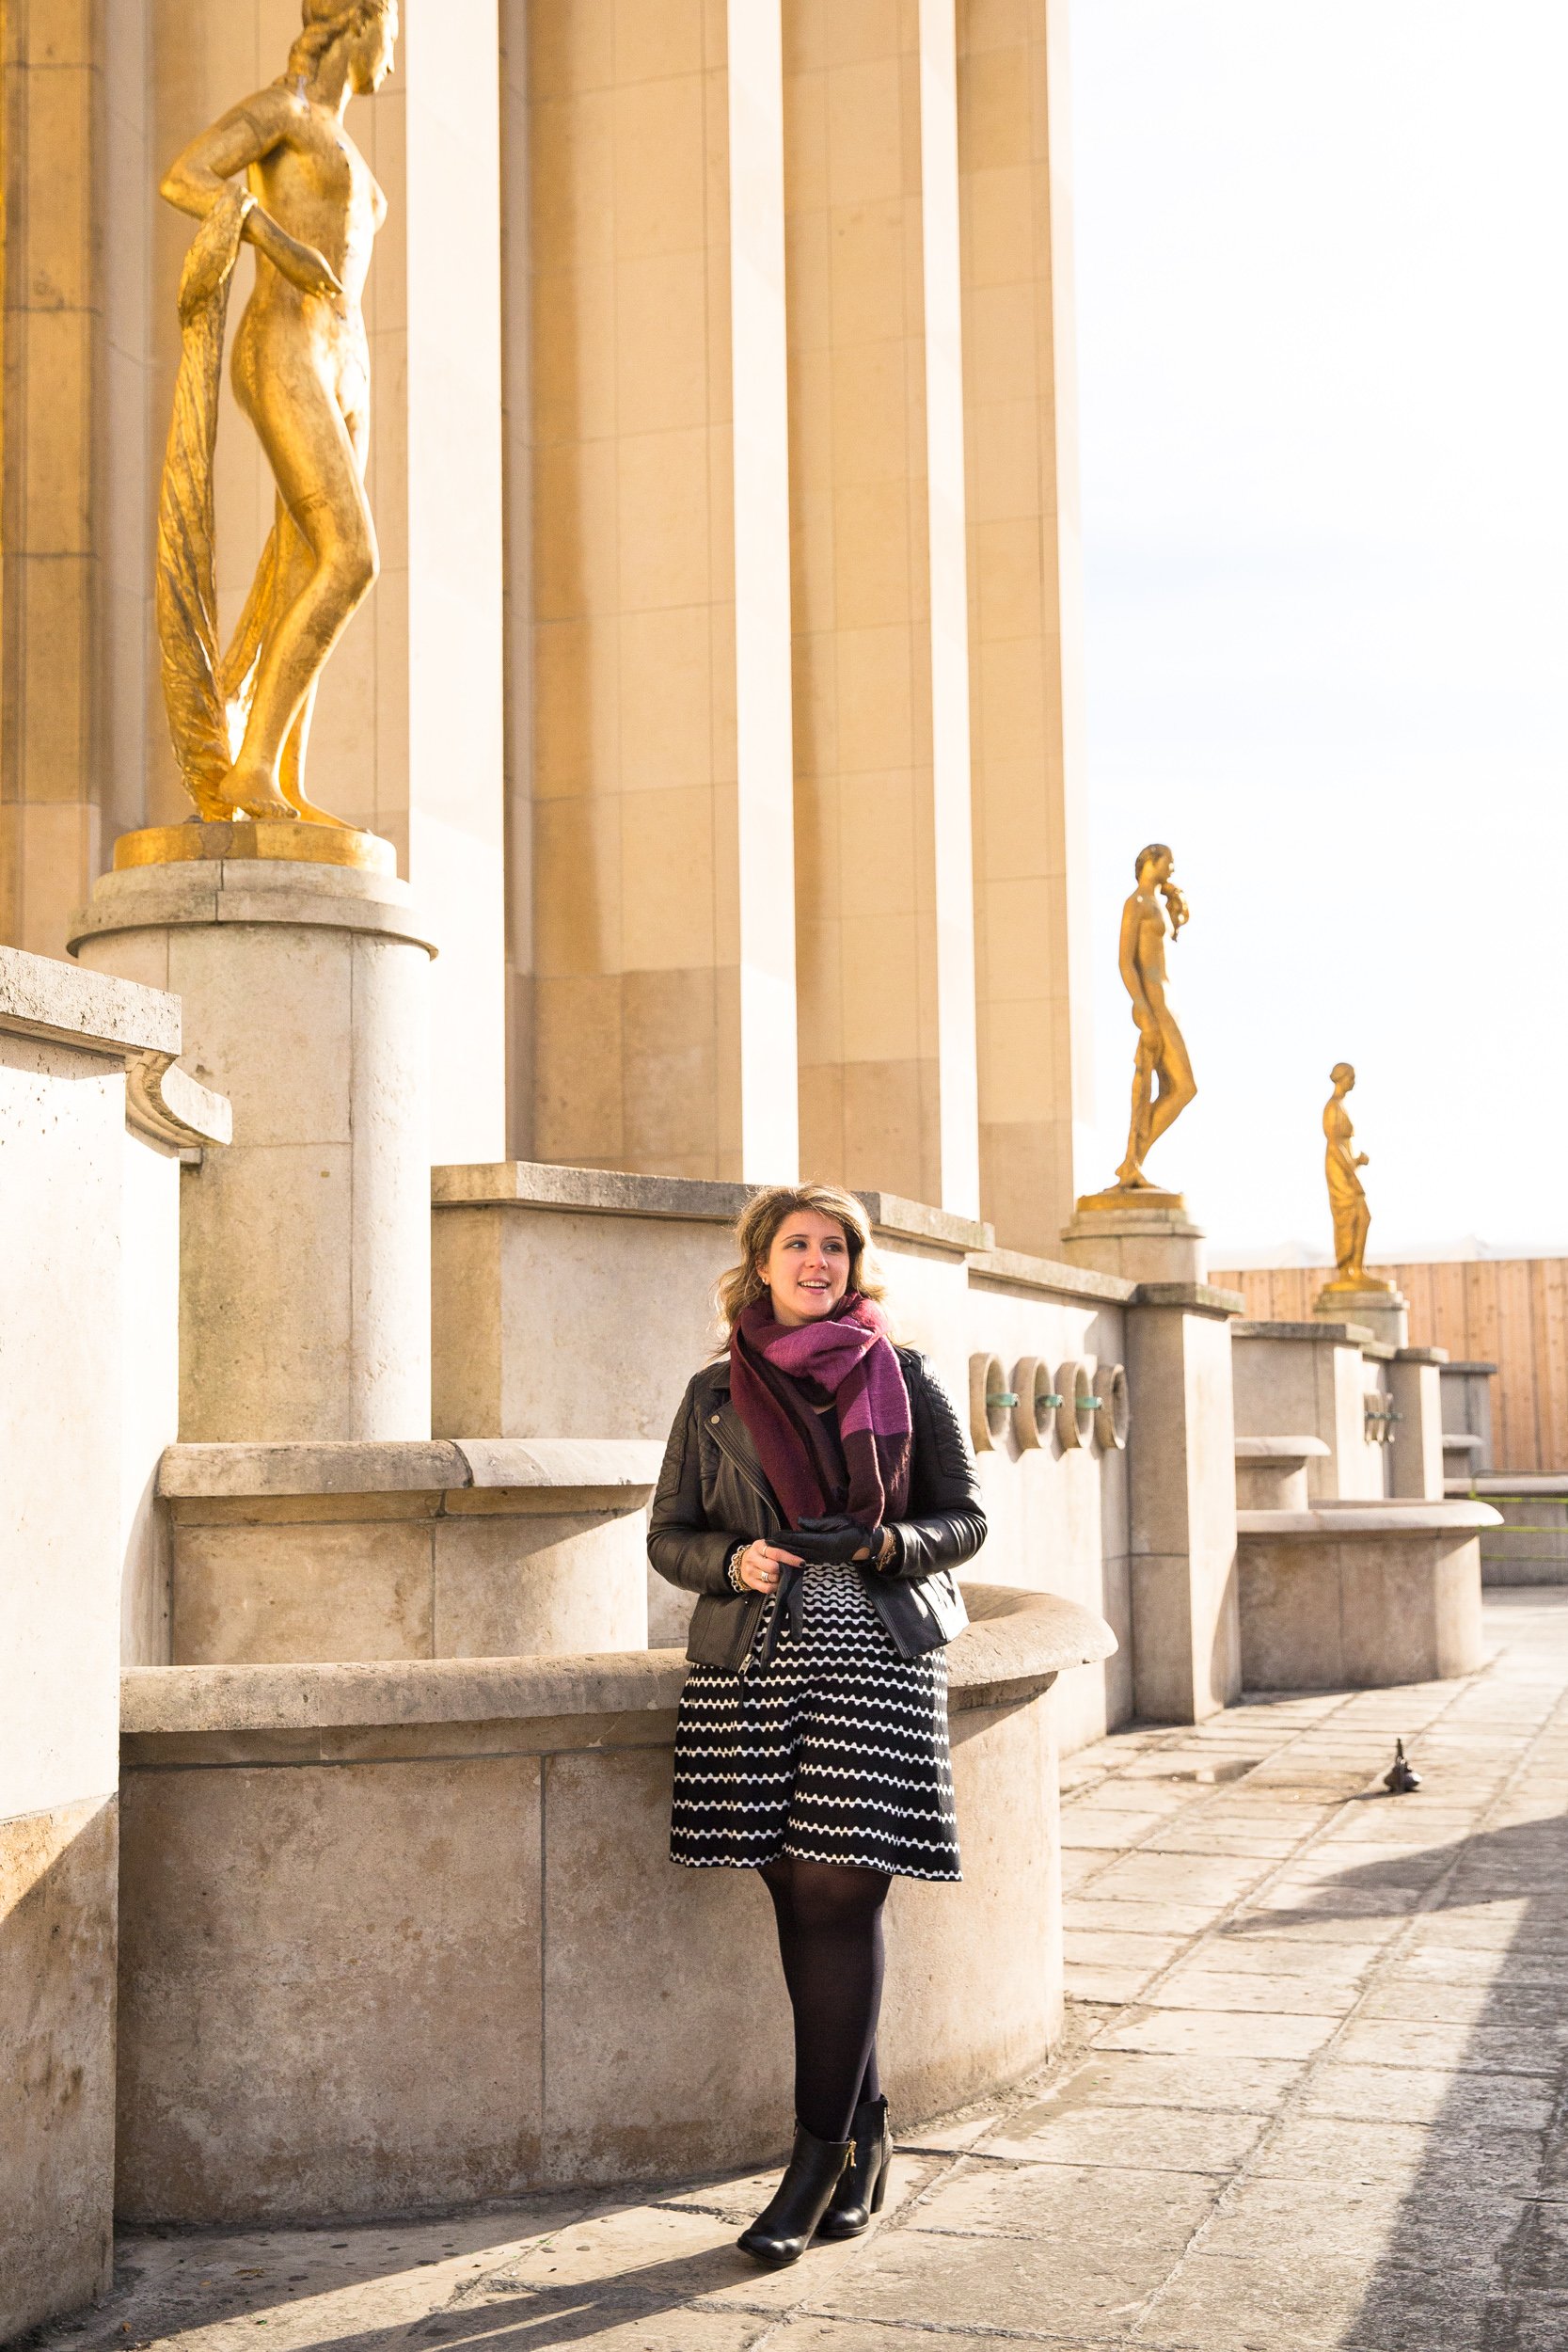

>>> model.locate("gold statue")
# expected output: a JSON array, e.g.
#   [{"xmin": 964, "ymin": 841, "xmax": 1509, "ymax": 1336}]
[
  {"xmin": 1109, "ymin": 842, "xmax": 1196, "ymax": 1192},
  {"xmin": 156, "ymin": 0, "xmax": 396, "ymax": 825},
  {"xmin": 1320, "ymin": 1063, "xmax": 1393, "ymax": 1293}
]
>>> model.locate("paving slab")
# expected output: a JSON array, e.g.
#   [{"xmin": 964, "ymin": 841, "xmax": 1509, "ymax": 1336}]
[
  {"xmin": 974, "ymin": 2101, "xmax": 1267, "ymax": 2173},
  {"xmin": 1303, "ymin": 2060, "xmax": 1556, "ymax": 2132},
  {"xmin": 1188, "ymin": 1931, "xmax": 1385, "ymax": 1981},
  {"xmin": 1062, "ymin": 1811, "xmax": 1180, "ymax": 1849},
  {"xmin": 764, "ymin": 2327, "xmax": 1083, "ymax": 2352},
  {"xmin": 806, "ymin": 2217, "xmax": 1199, "ymax": 2340},
  {"xmin": 1067, "ymin": 1895, "xmax": 1225, "ymax": 1937},
  {"xmin": 1098, "ymin": 2005, "xmax": 1339, "ymax": 2060},
  {"xmin": 1140, "ymin": 2246, "xmax": 1491, "ymax": 2352},
  {"xmin": 907, "ymin": 2153, "xmax": 1220, "ymax": 2241},
  {"xmin": 1198, "ymin": 2171, "xmax": 1529, "ymax": 2274},
  {"xmin": 1358, "ymin": 1972, "xmax": 1568, "ymax": 2023},
  {"xmin": 1087, "ymin": 1852, "xmax": 1275, "ymax": 1904},
  {"xmin": 1022, "ymin": 2049, "xmax": 1309, "ymax": 2115},
  {"xmin": 1141, "ymin": 1964, "xmax": 1359, "ymax": 2016},
  {"xmin": 1248, "ymin": 2111, "xmax": 1545, "ymax": 2194},
  {"xmin": 1332, "ymin": 2014, "xmax": 1566, "ymax": 2074},
  {"xmin": 1067, "ymin": 1963, "xmax": 1170, "ymax": 2003},
  {"xmin": 1065, "ymin": 1928, "xmax": 1189, "ymax": 1970}
]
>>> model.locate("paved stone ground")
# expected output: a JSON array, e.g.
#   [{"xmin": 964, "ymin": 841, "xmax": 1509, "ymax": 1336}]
[{"xmin": 37, "ymin": 1590, "xmax": 1568, "ymax": 2352}]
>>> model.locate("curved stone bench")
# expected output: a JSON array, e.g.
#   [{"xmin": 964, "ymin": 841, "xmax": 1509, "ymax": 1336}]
[
  {"xmin": 117, "ymin": 1583, "xmax": 1116, "ymax": 2225},
  {"xmin": 1236, "ymin": 1498, "xmax": 1500, "ymax": 1690}
]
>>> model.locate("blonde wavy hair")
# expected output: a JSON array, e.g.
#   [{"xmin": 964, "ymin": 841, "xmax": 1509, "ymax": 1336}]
[
  {"xmin": 287, "ymin": 0, "xmax": 393, "ymax": 82},
  {"xmin": 715, "ymin": 1184, "xmax": 886, "ymax": 1337}
]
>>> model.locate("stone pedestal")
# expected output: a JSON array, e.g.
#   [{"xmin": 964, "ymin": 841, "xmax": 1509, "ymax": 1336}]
[
  {"xmin": 1313, "ymin": 1280, "xmax": 1410, "ymax": 1349},
  {"xmin": 1441, "ymin": 1360, "xmax": 1497, "ymax": 1481},
  {"xmin": 1066, "ymin": 1202, "xmax": 1240, "ymax": 1724},
  {"xmin": 1062, "ymin": 1197, "xmax": 1206, "ymax": 1286},
  {"xmin": 1387, "ymin": 1347, "xmax": 1447, "ymax": 1501},
  {"xmin": 71, "ymin": 840, "xmax": 436, "ymax": 1443}
]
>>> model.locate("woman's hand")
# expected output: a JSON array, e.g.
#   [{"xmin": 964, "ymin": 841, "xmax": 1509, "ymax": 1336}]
[
  {"xmin": 788, "ymin": 1514, "xmax": 882, "ymax": 1566},
  {"xmin": 735, "ymin": 1539, "xmax": 801, "ymax": 1594}
]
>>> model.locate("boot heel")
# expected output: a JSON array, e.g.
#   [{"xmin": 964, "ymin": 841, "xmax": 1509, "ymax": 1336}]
[{"xmin": 869, "ymin": 2149, "xmax": 890, "ymax": 2213}]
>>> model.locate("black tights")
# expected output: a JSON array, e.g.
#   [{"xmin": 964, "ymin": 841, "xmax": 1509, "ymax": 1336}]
[{"xmin": 759, "ymin": 1856, "xmax": 890, "ymax": 2144}]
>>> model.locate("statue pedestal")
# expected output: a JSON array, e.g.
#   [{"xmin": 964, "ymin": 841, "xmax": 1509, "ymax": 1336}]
[
  {"xmin": 1313, "ymin": 1282, "xmax": 1410, "ymax": 1350},
  {"xmin": 71, "ymin": 834, "xmax": 436, "ymax": 1441},
  {"xmin": 1062, "ymin": 1193, "xmax": 1207, "ymax": 1286},
  {"xmin": 1061, "ymin": 1193, "xmax": 1241, "ymax": 1724}
]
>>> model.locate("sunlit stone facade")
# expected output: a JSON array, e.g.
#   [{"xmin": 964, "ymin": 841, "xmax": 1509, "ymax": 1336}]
[{"xmin": 0, "ymin": 0, "xmax": 1088, "ymax": 1251}]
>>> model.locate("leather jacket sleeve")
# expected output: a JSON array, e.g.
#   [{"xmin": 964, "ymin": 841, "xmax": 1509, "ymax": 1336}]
[
  {"xmin": 647, "ymin": 1374, "xmax": 741, "ymax": 1597},
  {"xmin": 883, "ymin": 1354, "xmax": 988, "ymax": 1581}
]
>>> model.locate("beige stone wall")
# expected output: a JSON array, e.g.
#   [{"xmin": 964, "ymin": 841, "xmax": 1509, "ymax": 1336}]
[
  {"xmin": 0, "ymin": 1, "xmax": 107, "ymax": 957},
  {"xmin": 959, "ymin": 0, "xmax": 1091, "ymax": 1256},
  {"xmin": 2, "ymin": 0, "xmax": 1089, "ymax": 1231},
  {"xmin": 784, "ymin": 0, "xmax": 978, "ymax": 1213},
  {"xmin": 520, "ymin": 0, "xmax": 798, "ymax": 1184},
  {"xmin": 0, "ymin": 946, "xmax": 189, "ymax": 2337}
]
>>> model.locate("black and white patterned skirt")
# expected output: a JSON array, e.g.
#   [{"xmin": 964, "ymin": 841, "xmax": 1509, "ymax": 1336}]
[{"xmin": 670, "ymin": 1560, "xmax": 961, "ymax": 1882}]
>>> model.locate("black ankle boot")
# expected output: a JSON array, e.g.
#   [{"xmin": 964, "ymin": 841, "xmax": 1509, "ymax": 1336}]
[
  {"xmin": 736, "ymin": 2122, "xmax": 852, "ymax": 2265},
  {"xmin": 816, "ymin": 2095, "xmax": 890, "ymax": 2238}
]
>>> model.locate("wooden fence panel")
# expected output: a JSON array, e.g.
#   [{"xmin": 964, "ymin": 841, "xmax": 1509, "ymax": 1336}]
[
  {"xmin": 1209, "ymin": 1254, "xmax": 1568, "ymax": 1473},
  {"xmin": 1493, "ymin": 1260, "xmax": 1537, "ymax": 1470},
  {"xmin": 1539, "ymin": 1261, "xmax": 1568, "ymax": 1471}
]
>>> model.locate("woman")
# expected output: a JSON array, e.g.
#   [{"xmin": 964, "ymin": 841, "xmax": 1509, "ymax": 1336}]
[
  {"xmin": 157, "ymin": 0, "xmax": 396, "ymax": 823},
  {"xmin": 649, "ymin": 1184, "xmax": 986, "ymax": 2265}
]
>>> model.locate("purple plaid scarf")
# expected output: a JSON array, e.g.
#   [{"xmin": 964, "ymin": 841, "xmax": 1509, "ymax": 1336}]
[{"xmin": 730, "ymin": 1291, "xmax": 911, "ymax": 1530}]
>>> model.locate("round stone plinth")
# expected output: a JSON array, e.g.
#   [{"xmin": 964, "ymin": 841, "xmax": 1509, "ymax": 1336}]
[
  {"xmin": 70, "ymin": 856, "xmax": 436, "ymax": 1444},
  {"xmin": 114, "ymin": 819, "xmax": 396, "ymax": 876},
  {"xmin": 1061, "ymin": 1200, "xmax": 1207, "ymax": 1284}
]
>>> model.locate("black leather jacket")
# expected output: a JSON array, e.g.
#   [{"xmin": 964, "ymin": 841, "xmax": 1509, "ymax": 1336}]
[{"xmin": 648, "ymin": 1346, "xmax": 988, "ymax": 1671}]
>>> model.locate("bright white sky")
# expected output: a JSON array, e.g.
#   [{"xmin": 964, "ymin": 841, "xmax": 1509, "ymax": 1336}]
[{"xmin": 1069, "ymin": 1, "xmax": 1568, "ymax": 1262}]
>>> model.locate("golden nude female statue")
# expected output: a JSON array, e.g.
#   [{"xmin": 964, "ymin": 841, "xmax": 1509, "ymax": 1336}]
[
  {"xmin": 1112, "ymin": 842, "xmax": 1196, "ymax": 1191},
  {"xmin": 155, "ymin": 0, "xmax": 396, "ymax": 825},
  {"xmin": 1321, "ymin": 1063, "xmax": 1394, "ymax": 1293}
]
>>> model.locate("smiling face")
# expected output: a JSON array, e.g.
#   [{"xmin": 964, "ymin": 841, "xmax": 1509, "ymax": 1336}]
[
  {"xmin": 760, "ymin": 1210, "xmax": 851, "ymax": 1327},
  {"xmin": 349, "ymin": 2, "xmax": 397, "ymax": 93}
]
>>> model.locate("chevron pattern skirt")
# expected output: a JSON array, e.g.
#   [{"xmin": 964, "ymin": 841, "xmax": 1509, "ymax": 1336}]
[{"xmin": 670, "ymin": 1559, "xmax": 961, "ymax": 1882}]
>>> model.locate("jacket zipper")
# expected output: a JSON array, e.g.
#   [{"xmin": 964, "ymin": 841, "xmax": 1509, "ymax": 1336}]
[
  {"xmin": 708, "ymin": 1415, "xmax": 780, "ymax": 1526},
  {"xmin": 707, "ymin": 1412, "xmax": 778, "ymax": 1673}
]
